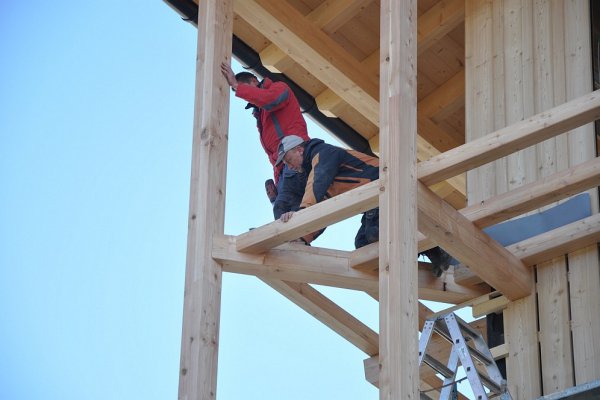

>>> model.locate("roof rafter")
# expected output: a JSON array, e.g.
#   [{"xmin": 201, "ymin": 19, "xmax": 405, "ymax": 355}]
[
  {"xmin": 417, "ymin": 0, "xmax": 465, "ymax": 55},
  {"xmin": 260, "ymin": 0, "xmax": 375, "ymax": 73}
]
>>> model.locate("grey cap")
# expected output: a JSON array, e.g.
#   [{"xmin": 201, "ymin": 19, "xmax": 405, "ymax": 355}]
[{"xmin": 275, "ymin": 135, "xmax": 305, "ymax": 166}]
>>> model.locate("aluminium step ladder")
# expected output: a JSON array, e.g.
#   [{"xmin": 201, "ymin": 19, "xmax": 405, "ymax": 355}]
[{"xmin": 418, "ymin": 312, "xmax": 513, "ymax": 400}]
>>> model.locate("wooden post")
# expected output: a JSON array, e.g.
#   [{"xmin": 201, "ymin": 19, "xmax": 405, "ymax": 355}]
[
  {"xmin": 178, "ymin": 1, "xmax": 232, "ymax": 399},
  {"xmin": 379, "ymin": 0, "xmax": 419, "ymax": 399}
]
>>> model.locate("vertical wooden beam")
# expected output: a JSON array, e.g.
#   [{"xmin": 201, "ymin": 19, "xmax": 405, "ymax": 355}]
[
  {"xmin": 537, "ymin": 257, "xmax": 573, "ymax": 393},
  {"xmin": 532, "ymin": 1, "xmax": 573, "ymax": 394},
  {"xmin": 178, "ymin": 1, "xmax": 232, "ymax": 399},
  {"xmin": 490, "ymin": 1, "xmax": 542, "ymax": 396},
  {"xmin": 563, "ymin": 0, "xmax": 600, "ymax": 385},
  {"xmin": 379, "ymin": 0, "xmax": 418, "ymax": 399},
  {"xmin": 466, "ymin": 0, "xmax": 542, "ymax": 397}
]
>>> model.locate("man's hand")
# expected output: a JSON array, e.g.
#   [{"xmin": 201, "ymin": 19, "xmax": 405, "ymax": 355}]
[
  {"xmin": 280, "ymin": 211, "xmax": 295, "ymax": 223},
  {"xmin": 220, "ymin": 62, "xmax": 237, "ymax": 91}
]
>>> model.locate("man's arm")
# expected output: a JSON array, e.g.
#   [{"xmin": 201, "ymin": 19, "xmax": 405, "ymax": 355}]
[
  {"xmin": 236, "ymin": 81, "xmax": 290, "ymax": 112},
  {"xmin": 220, "ymin": 62, "xmax": 238, "ymax": 91}
]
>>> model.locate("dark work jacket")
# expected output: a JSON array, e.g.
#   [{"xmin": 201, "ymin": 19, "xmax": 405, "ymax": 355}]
[{"xmin": 299, "ymin": 139, "xmax": 379, "ymax": 209}]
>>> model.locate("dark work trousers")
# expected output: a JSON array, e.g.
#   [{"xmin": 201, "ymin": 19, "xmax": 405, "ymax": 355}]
[
  {"xmin": 273, "ymin": 165, "xmax": 325, "ymax": 243},
  {"xmin": 354, "ymin": 208, "xmax": 379, "ymax": 249},
  {"xmin": 273, "ymin": 165, "xmax": 307, "ymax": 219}
]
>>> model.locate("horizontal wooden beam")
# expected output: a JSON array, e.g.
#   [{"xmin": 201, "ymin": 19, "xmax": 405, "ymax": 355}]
[
  {"xmin": 236, "ymin": 180, "xmax": 379, "ymax": 253},
  {"xmin": 472, "ymin": 295, "xmax": 510, "ymax": 318},
  {"xmin": 216, "ymin": 235, "xmax": 487, "ymax": 303},
  {"xmin": 508, "ymin": 213, "xmax": 600, "ymax": 266},
  {"xmin": 216, "ymin": 235, "xmax": 378, "ymax": 292},
  {"xmin": 260, "ymin": 278, "xmax": 379, "ymax": 355},
  {"xmin": 455, "ymin": 214, "xmax": 600, "ymax": 286},
  {"xmin": 461, "ymin": 157, "xmax": 600, "ymax": 228},
  {"xmin": 352, "ymin": 157, "xmax": 600, "ymax": 271},
  {"xmin": 418, "ymin": 90, "xmax": 600, "ymax": 186},
  {"xmin": 417, "ymin": 181, "xmax": 532, "ymax": 301}
]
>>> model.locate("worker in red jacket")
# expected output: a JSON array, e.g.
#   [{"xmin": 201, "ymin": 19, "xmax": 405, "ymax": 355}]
[{"xmin": 221, "ymin": 62, "xmax": 310, "ymax": 219}]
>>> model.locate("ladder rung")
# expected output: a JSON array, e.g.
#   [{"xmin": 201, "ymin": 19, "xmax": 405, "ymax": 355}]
[
  {"xmin": 478, "ymin": 370, "xmax": 503, "ymax": 394},
  {"xmin": 456, "ymin": 316, "xmax": 482, "ymax": 339},
  {"xmin": 423, "ymin": 354, "xmax": 455, "ymax": 379},
  {"xmin": 467, "ymin": 343, "xmax": 494, "ymax": 366},
  {"xmin": 432, "ymin": 325, "xmax": 453, "ymax": 343}
]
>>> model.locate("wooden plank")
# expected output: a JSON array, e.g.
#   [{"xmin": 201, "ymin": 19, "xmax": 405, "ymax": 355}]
[
  {"xmin": 178, "ymin": 1, "xmax": 232, "ymax": 399},
  {"xmin": 350, "ymin": 234, "xmax": 436, "ymax": 272},
  {"xmin": 508, "ymin": 210, "xmax": 600, "ymax": 267},
  {"xmin": 526, "ymin": 2, "xmax": 573, "ymax": 388},
  {"xmin": 417, "ymin": 181, "xmax": 532, "ymax": 300},
  {"xmin": 471, "ymin": 295, "xmax": 509, "ymax": 318},
  {"xmin": 378, "ymin": 0, "xmax": 419, "ymax": 397},
  {"xmin": 537, "ymin": 257, "xmax": 574, "ymax": 394},
  {"xmin": 504, "ymin": 285, "xmax": 541, "ymax": 399},
  {"xmin": 259, "ymin": 0, "xmax": 373, "ymax": 73},
  {"xmin": 417, "ymin": 0, "xmax": 465, "ymax": 55},
  {"xmin": 460, "ymin": 157, "xmax": 600, "ymax": 228},
  {"xmin": 418, "ymin": 69, "xmax": 465, "ymax": 122},
  {"xmin": 563, "ymin": 0, "xmax": 600, "ymax": 386},
  {"xmin": 235, "ymin": 180, "xmax": 379, "ymax": 253},
  {"xmin": 215, "ymin": 236, "xmax": 487, "ymax": 303},
  {"xmin": 418, "ymin": 90, "xmax": 600, "ymax": 187},
  {"xmin": 216, "ymin": 235, "xmax": 379, "ymax": 292},
  {"xmin": 495, "ymin": 1, "xmax": 540, "ymax": 396},
  {"xmin": 569, "ymin": 246, "xmax": 600, "ymax": 384},
  {"xmin": 455, "ymin": 212, "xmax": 600, "ymax": 287},
  {"xmin": 491, "ymin": 343, "xmax": 509, "ymax": 360},
  {"xmin": 260, "ymin": 279, "xmax": 379, "ymax": 356},
  {"xmin": 464, "ymin": 1, "xmax": 540, "ymax": 397}
]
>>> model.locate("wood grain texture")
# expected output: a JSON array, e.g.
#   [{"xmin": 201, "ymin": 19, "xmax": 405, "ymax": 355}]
[
  {"xmin": 178, "ymin": 1, "xmax": 232, "ymax": 399},
  {"xmin": 378, "ymin": 0, "xmax": 419, "ymax": 398}
]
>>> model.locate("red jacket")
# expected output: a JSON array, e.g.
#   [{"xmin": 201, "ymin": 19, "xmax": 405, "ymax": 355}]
[{"xmin": 235, "ymin": 78, "xmax": 309, "ymax": 183}]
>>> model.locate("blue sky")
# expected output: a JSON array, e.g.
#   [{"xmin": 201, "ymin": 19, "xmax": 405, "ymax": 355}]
[{"xmin": 0, "ymin": 2, "xmax": 384, "ymax": 399}]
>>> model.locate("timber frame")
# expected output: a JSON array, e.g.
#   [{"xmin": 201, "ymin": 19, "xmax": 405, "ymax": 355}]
[{"xmin": 169, "ymin": 1, "xmax": 600, "ymax": 399}]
